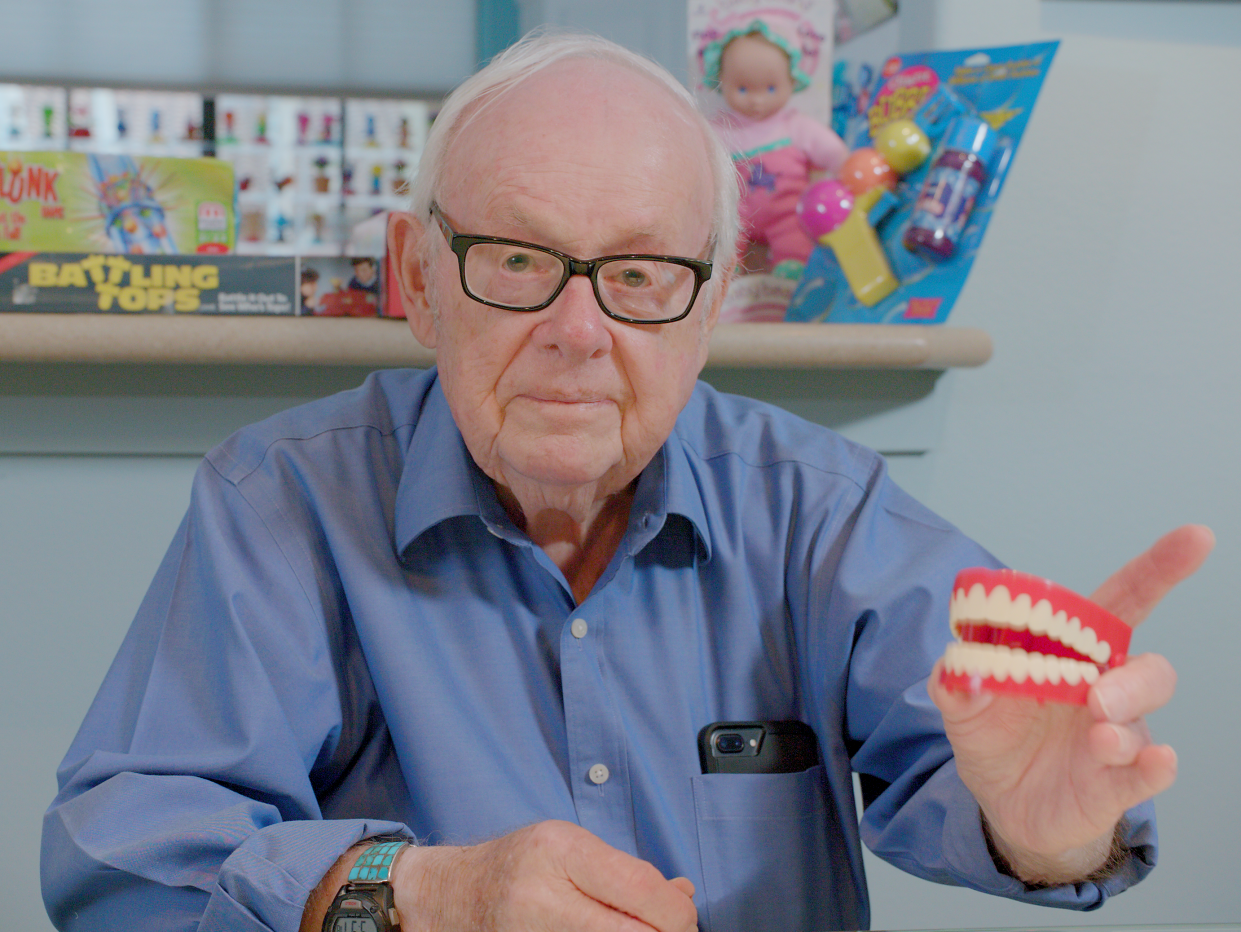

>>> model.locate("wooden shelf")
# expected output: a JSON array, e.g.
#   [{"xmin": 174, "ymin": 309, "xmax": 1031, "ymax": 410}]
[{"xmin": 0, "ymin": 314, "xmax": 991, "ymax": 369}]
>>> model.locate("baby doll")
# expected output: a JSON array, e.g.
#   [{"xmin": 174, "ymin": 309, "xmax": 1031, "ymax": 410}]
[{"xmin": 704, "ymin": 19, "xmax": 848, "ymax": 277}]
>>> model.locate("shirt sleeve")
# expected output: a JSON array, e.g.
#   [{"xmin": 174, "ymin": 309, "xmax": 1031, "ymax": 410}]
[
  {"xmin": 803, "ymin": 456, "xmax": 1157, "ymax": 909},
  {"xmin": 41, "ymin": 458, "xmax": 412, "ymax": 931}
]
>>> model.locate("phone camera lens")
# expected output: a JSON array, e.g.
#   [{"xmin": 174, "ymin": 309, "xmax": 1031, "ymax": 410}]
[{"xmin": 715, "ymin": 733, "xmax": 745, "ymax": 754}]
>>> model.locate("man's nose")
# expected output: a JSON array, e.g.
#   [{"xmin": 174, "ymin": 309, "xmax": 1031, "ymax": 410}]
[{"xmin": 537, "ymin": 273, "xmax": 612, "ymax": 359}]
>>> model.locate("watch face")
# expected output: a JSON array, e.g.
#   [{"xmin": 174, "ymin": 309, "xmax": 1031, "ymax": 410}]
[
  {"xmin": 331, "ymin": 911, "xmax": 378, "ymax": 932},
  {"xmin": 330, "ymin": 898, "xmax": 377, "ymax": 932}
]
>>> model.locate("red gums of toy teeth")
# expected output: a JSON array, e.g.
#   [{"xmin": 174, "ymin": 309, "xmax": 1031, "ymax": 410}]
[{"xmin": 939, "ymin": 567, "xmax": 1132, "ymax": 706}]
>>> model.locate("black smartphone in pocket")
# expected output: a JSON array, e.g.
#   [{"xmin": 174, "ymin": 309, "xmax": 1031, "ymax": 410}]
[{"xmin": 697, "ymin": 721, "xmax": 819, "ymax": 774}]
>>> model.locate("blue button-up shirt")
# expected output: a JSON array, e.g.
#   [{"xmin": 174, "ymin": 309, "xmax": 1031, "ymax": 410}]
[{"xmin": 42, "ymin": 368, "xmax": 1156, "ymax": 932}]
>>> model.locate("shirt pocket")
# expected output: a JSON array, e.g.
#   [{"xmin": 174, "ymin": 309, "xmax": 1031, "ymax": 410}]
[{"xmin": 690, "ymin": 765, "xmax": 851, "ymax": 932}]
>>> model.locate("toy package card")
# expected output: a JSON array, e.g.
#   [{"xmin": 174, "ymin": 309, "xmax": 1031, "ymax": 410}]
[
  {"xmin": 0, "ymin": 252, "xmax": 294, "ymax": 314},
  {"xmin": 0, "ymin": 150, "xmax": 235, "ymax": 255},
  {"xmin": 298, "ymin": 254, "xmax": 387, "ymax": 317},
  {"xmin": 788, "ymin": 40, "xmax": 1058, "ymax": 324}
]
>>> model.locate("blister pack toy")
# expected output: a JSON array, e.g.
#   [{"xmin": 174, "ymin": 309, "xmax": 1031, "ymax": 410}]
[{"xmin": 787, "ymin": 41, "xmax": 1058, "ymax": 324}]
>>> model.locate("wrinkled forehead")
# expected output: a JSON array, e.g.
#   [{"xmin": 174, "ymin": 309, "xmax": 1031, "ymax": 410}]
[{"xmin": 438, "ymin": 59, "xmax": 714, "ymax": 230}]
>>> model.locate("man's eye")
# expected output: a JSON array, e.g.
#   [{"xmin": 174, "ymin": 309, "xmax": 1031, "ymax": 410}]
[
  {"xmin": 503, "ymin": 253, "xmax": 534, "ymax": 272},
  {"xmin": 768, "ymin": 85, "xmax": 777, "ymax": 93},
  {"xmin": 618, "ymin": 267, "xmax": 650, "ymax": 288}
]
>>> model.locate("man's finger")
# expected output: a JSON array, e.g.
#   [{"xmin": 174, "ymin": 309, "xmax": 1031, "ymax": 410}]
[
  {"xmin": 669, "ymin": 877, "xmax": 695, "ymax": 899},
  {"xmin": 1089, "ymin": 524, "xmax": 1214, "ymax": 627},
  {"xmin": 1089, "ymin": 652, "xmax": 1177, "ymax": 723},
  {"xmin": 562, "ymin": 830, "xmax": 697, "ymax": 932}
]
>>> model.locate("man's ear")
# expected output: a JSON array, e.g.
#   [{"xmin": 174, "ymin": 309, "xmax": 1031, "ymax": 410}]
[
  {"xmin": 702, "ymin": 263, "xmax": 731, "ymax": 335},
  {"xmin": 388, "ymin": 210, "xmax": 437, "ymax": 348}
]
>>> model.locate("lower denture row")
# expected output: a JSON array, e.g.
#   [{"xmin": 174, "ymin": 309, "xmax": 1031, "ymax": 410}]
[{"xmin": 943, "ymin": 641, "xmax": 1101, "ymax": 686}]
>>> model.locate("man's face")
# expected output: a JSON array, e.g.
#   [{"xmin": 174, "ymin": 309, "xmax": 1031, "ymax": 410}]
[
  {"xmin": 405, "ymin": 61, "xmax": 720, "ymax": 505},
  {"xmin": 353, "ymin": 259, "xmax": 377, "ymax": 284},
  {"xmin": 718, "ymin": 33, "xmax": 795, "ymax": 122}
]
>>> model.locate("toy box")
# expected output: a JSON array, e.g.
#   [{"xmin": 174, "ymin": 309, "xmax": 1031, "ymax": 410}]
[
  {"xmin": 788, "ymin": 40, "xmax": 1058, "ymax": 323},
  {"xmin": 0, "ymin": 252, "xmax": 293, "ymax": 314},
  {"xmin": 0, "ymin": 150, "xmax": 235, "ymax": 254}
]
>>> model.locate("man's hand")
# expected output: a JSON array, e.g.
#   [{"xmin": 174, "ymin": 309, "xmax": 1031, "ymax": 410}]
[
  {"xmin": 928, "ymin": 524, "xmax": 1214, "ymax": 884},
  {"xmin": 390, "ymin": 821, "xmax": 697, "ymax": 932}
]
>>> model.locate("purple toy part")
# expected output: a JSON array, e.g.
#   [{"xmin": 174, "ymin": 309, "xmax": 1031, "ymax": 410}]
[{"xmin": 796, "ymin": 179, "xmax": 854, "ymax": 238}]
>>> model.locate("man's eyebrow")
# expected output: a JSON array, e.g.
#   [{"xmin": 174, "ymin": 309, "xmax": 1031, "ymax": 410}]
[{"xmin": 496, "ymin": 206, "xmax": 668, "ymax": 250}]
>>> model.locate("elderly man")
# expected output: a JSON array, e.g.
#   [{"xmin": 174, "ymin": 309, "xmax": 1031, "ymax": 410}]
[{"xmin": 43, "ymin": 33, "xmax": 1210, "ymax": 932}]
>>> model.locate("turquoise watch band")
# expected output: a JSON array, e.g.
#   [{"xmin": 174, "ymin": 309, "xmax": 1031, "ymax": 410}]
[{"xmin": 347, "ymin": 840, "xmax": 408, "ymax": 883}]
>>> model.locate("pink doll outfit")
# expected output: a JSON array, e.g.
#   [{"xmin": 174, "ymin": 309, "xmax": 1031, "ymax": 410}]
[{"xmin": 712, "ymin": 104, "xmax": 848, "ymax": 266}]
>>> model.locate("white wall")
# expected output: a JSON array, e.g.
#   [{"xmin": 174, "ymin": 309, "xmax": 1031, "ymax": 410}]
[
  {"xmin": 858, "ymin": 1, "xmax": 1241, "ymax": 928},
  {"xmin": 0, "ymin": 0, "xmax": 476, "ymax": 92}
]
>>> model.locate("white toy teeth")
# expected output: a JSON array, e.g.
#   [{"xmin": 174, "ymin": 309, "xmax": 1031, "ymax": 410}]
[{"xmin": 940, "ymin": 567, "xmax": 1131, "ymax": 705}]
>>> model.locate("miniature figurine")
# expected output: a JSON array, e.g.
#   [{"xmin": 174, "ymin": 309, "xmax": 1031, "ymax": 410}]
[
  {"xmin": 313, "ymin": 156, "xmax": 331, "ymax": 194},
  {"xmin": 702, "ymin": 17, "xmax": 848, "ymax": 278}
]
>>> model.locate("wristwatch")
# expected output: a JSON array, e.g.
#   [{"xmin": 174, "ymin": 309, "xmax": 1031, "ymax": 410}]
[{"xmin": 321, "ymin": 840, "xmax": 408, "ymax": 932}]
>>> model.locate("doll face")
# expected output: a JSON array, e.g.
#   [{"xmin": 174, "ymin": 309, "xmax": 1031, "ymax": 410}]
[{"xmin": 718, "ymin": 33, "xmax": 796, "ymax": 121}]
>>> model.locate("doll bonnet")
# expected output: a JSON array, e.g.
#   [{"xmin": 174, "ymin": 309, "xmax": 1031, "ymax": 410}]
[{"xmin": 698, "ymin": 8, "xmax": 825, "ymax": 93}]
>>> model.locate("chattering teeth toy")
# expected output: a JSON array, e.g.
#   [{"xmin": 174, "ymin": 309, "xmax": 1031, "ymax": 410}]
[{"xmin": 940, "ymin": 567, "xmax": 1132, "ymax": 705}]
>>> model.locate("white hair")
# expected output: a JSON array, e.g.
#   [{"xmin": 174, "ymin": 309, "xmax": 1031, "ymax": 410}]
[{"xmin": 408, "ymin": 29, "xmax": 740, "ymax": 304}]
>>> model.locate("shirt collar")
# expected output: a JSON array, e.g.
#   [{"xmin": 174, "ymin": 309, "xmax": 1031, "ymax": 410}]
[
  {"xmin": 655, "ymin": 426, "xmax": 713, "ymax": 561},
  {"xmin": 394, "ymin": 376, "xmax": 489, "ymax": 554},
  {"xmin": 394, "ymin": 373, "xmax": 712, "ymax": 560}
]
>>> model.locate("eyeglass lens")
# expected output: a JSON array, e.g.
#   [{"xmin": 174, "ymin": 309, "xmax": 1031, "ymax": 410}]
[{"xmin": 463, "ymin": 242, "xmax": 697, "ymax": 321}]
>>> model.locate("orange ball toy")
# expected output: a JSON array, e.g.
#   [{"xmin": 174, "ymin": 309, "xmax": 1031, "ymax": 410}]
[{"xmin": 838, "ymin": 147, "xmax": 896, "ymax": 196}]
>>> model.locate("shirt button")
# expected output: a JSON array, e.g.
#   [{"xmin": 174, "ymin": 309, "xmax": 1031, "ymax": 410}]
[
  {"xmin": 570, "ymin": 618, "xmax": 588, "ymax": 639},
  {"xmin": 588, "ymin": 763, "xmax": 610, "ymax": 785}
]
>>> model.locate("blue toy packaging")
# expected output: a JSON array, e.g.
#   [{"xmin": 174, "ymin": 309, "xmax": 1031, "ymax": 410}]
[{"xmin": 788, "ymin": 40, "xmax": 1058, "ymax": 324}]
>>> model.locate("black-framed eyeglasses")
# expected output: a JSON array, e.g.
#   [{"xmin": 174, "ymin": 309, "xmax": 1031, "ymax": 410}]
[{"xmin": 431, "ymin": 203, "xmax": 713, "ymax": 325}]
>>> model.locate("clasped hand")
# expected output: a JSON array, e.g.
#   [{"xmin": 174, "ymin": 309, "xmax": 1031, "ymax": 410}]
[{"xmin": 390, "ymin": 821, "xmax": 698, "ymax": 932}]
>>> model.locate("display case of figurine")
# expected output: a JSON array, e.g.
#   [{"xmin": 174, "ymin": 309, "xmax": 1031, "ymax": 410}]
[
  {"xmin": 0, "ymin": 85, "xmax": 68, "ymax": 151},
  {"xmin": 342, "ymin": 97, "xmax": 429, "ymax": 247},
  {"xmin": 215, "ymin": 93, "xmax": 346, "ymax": 256},
  {"xmin": 66, "ymin": 89, "xmax": 205, "ymax": 158}
]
